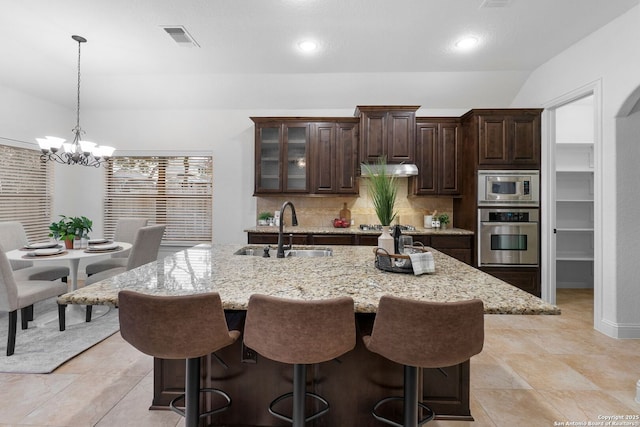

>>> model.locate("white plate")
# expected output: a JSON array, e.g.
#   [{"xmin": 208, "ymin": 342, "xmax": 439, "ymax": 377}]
[
  {"xmin": 25, "ymin": 242, "xmax": 59, "ymax": 249},
  {"xmin": 87, "ymin": 243, "xmax": 119, "ymax": 251},
  {"xmin": 33, "ymin": 248, "xmax": 64, "ymax": 256},
  {"xmin": 88, "ymin": 238, "xmax": 109, "ymax": 244}
]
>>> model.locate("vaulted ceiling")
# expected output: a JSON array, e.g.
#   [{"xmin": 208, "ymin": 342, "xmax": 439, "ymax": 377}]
[{"xmin": 0, "ymin": 0, "xmax": 637, "ymax": 110}]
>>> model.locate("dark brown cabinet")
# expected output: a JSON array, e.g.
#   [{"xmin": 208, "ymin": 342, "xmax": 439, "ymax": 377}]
[
  {"xmin": 355, "ymin": 106, "xmax": 419, "ymax": 164},
  {"xmin": 252, "ymin": 118, "xmax": 310, "ymax": 194},
  {"xmin": 464, "ymin": 109, "xmax": 542, "ymax": 168},
  {"xmin": 480, "ymin": 267, "xmax": 541, "ymax": 297},
  {"xmin": 246, "ymin": 232, "xmax": 473, "ymax": 265},
  {"xmin": 310, "ymin": 120, "xmax": 359, "ymax": 194},
  {"xmin": 412, "ymin": 118, "xmax": 461, "ymax": 195}
]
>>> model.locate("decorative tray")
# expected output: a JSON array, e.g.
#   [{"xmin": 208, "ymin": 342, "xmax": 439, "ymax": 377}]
[{"xmin": 373, "ymin": 243, "xmax": 429, "ymax": 274}]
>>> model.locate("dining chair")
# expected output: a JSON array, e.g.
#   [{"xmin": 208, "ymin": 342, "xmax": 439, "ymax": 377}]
[
  {"xmin": 85, "ymin": 217, "xmax": 149, "ymax": 276},
  {"xmin": 84, "ymin": 224, "xmax": 165, "ymax": 321},
  {"xmin": 0, "ymin": 221, "xmax": 70, "ymax": 282},
  {"xmin": 0, "ymin": 245, "xmax": 67, "ymax": 356}
]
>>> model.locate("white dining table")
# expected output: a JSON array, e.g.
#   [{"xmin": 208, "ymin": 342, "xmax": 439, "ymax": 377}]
[{"xmin": 6, "ymin": 242, "xmax": 132, "ymax": 325}]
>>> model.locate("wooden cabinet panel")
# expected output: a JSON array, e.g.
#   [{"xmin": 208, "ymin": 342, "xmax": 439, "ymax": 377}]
[
  {"xmin": 247, "ymin": 232, "xmax": 307, "ymax": 245},
  {"xmin": 413, "ymin": 119, "xmax": 461, "ymax": 195},
  {"xmin": 356, "ymin": 106, "xmax": 419, "ymax": 164},
  {"xmin": 480, "ymin": 267, "xmax": 540, "ymax": 297},
  {"xmin": 310, "ymin": 234, "xmax": 356, "ymax": 245},
  {"xmin": 311, "ymin": 122, "xmax": 336, "ymax": 193},
  {"xmin": 511, "ymin": 114, "xmax": 540, "ymax": 164},
  {"xmin": 478, "ymin": 115, "xmax": 509, "ymax": 164},
  {"xmin": 413, "ymin": 123, "xmax": 438, "ymax": 194},
  {"xmin": 309, "ymin": 120, "xmax": 359, "ymax": 195},
  {"xmin": 252, "ymin": 118, "xmax": 310, "ymax": 194},
  {"xmin": 387, "ymin": 110, "xmax": 415, "ymax": 162},
  {"xmin": 473, "ymin": 110, "xmax": 541, "ymax": 168},
  {"xmin": 439, "ymin": 121, "xmax": 461, "ymax": 194}
]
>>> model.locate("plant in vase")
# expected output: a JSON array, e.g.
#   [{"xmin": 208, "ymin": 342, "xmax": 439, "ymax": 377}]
[
  {"xmin": 49, "ymin": 215, "xmax": 93, "ymax": 249},
  {"xmin": 257, "ymin": 211, "xmax": 273, "ymax": 226},
  {"xmin": 438, "ymin": 213, "xmax": 450, "ymax": 229},
  {"xmin": 362, "ymin": 158, "xmax": 398, "ymax": 254}
]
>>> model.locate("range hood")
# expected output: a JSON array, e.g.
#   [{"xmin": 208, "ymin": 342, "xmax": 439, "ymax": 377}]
[{"xmin": 360, "ymin": 163, "xmax": 419, "ymax": 177}]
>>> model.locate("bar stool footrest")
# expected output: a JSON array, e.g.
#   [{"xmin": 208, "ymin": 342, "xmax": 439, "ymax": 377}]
[
  {"xmin": 372, "ymin": 396, "xmax": 435, "ymax": 427},
  {"xmin": 170, "ymin": 388, "xmax": 232, "ymax": 419},
  {"xmin": 268, "ymin": 391, "xmax": 330, "ymax": 423}
]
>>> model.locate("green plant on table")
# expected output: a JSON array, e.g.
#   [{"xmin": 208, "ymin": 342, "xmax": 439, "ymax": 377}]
[
  {"xmin": 258, "ymin": 212, "xmax": 273, "ymax": 221},
  {"xmin": 48, "ymin": 215, "xmax": 93, "ymax": 241},
  {"xmin": 362, "ymin": 157, "xmax": 397, "ymax": 226}
]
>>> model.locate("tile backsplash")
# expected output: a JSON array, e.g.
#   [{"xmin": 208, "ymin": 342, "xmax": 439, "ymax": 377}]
[{"xmin": 256, "ymin": 179, "xmax": 453, "ymax": 228}]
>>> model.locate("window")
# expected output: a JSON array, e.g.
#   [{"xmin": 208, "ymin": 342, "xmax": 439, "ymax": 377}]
[
  {"xmin": 0, "ymin": 143, "xmax": 54, "ymax": 242},
  {"xmin": 105, "ymin": 155, "xmax": 213, "ymax": 244}
]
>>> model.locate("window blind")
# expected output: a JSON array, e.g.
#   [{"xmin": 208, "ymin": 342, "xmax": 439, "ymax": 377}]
[
  {"xmin": 105, "ymin": 156, "xmax": 213, "ymax": 243},
  {"xmin": 0, "ymin": 144, "xmax": 54, "ymax": 242}
]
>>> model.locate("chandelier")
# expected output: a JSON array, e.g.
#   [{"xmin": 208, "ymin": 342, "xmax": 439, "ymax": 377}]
[{"xmin": 37, "ymin": 35, "xmax": 114, "ymax": 167}]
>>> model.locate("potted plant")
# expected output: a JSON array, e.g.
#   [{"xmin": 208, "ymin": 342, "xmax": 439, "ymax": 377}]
[
  {"xmin": 49, "ymin": 215, "xmax": 93, "ymax": 249},
  {"xmin": 438, "ymin": 213, "xmax": 450, "ymax": 229},
  {"xmin": 257, "ymin": 211, "xmax": 273, "ymax": 226},
  {"xmin": 362, "ymin": 157, "xmax": 398, "ymax": 253}
]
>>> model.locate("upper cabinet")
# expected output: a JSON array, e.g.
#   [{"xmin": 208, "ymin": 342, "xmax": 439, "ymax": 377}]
[
  {"xmin": 464, "ymin": 109, "xmax": 542, "ymax": 168},
  {"xmin": 252, "ymin": 118, "xmax": 310, "ymax": 194},
  {"xmin": 355, "ymin": 106, "xmax": 419, "ymax": 164},
  {"xmin": 310, "ymin": 119, "xmax": 359, "ymax": 194},
  {"xmin": 412, "ymin": 118, "xmax": 461, "ymax": 195}
]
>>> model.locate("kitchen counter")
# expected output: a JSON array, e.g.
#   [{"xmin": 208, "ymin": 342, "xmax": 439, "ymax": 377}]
[
  {"xmin": 58, "ymin": 243, "xmax": 558, "ymax": 425},
  {"xmin": 58, "ymin": 244, "xmax": 558, "ymax": 315},
  {"xmin": 244, "ymin": 225, "xmax": 474, "ymax": 236}
]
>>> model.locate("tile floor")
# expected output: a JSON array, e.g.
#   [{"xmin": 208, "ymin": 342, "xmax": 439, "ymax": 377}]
[{"xmin": 1, "ymin": 289, "xmax": 639, "ymax": 427}]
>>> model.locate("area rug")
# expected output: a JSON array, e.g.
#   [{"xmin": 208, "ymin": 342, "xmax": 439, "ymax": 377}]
[{"xmin": 0, "ymin": 297, "xmax": 120, "ymax": 374}]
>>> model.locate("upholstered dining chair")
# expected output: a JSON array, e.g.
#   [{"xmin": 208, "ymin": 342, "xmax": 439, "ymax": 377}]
[
  {"xmin": 0, "ymin": 245, "xmax": 67, "ymax": 356},
  {"xmin": 85, "ymin": 217, "xmax": 148, "ymax": 276},
  {"xmin": 0, "ymin": 221, "xmax": 69, "ymax": 282},
  {"xmin": 83, "ymin": 224, "xmax": 165, "ymax": 321}
]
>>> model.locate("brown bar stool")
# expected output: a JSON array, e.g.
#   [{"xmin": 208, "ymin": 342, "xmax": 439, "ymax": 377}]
[
  {"xmin": 243, "ymin": 294, "xmax": 356, "ymax": 427},
  {"xmin": 118, "ymin": 290, "xmax": 240, "ymax": 427},
  {"xmin": 363, "ymin": 295, "xmax": 484, "ymax": 427}
]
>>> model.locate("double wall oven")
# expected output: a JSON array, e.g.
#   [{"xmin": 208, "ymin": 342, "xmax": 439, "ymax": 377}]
[{"xmin": 477, "ymin": 170, "xmax": 540, "ymax": 267}]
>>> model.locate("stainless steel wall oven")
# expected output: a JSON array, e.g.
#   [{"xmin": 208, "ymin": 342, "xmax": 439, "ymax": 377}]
[{"xmin": 478, "ymin": 208, "xmax": 539, "ymax": 267}]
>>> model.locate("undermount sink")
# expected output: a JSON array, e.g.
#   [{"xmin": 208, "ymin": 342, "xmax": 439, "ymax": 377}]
[
  {"xmin": 286, "ymin": 249, "xmax": 333, "ymax": 257},
  {"xmin": 234, "ymin": 246, "xmax": 332, "ymax": 258}
]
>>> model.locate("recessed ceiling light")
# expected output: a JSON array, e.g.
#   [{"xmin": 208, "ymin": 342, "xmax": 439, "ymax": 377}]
[
  {"xmin": 455, "ymin": 36, "xmax": 479, "ymax": 50},
  {"xmin": 297, "ymin": 39, "xmax": 319, "ymax": 52}
]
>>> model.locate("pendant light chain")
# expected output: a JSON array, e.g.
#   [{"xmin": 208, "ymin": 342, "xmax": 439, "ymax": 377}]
[
  {"xmin": 36, "ymin": 35, "xmax": 115, "ymax": 167},
  {"xmin": 74, "ymin": 37, "xmax": 83, "ymax": 138}
]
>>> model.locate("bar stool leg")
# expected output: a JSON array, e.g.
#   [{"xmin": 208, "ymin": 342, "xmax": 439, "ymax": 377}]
[
  {"xmin": 404, "ymin": 365, "xmax": 418, "ymax": 426},
  {"xmin": 293, "ymin": 364, "xmax": 306, "ymax": 427},
  {"xmin": 185, "ymin": 357, "xmax": 200, "ymax": 427}
]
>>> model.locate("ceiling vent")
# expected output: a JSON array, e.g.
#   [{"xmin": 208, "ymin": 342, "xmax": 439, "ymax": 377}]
[
  {"xmin": 161, "ymin": 25, "xmax": 200, "ymax": 47},
  {"xmin": 479, "ymin": 0, "xmax": 512, "ymax": 8}
]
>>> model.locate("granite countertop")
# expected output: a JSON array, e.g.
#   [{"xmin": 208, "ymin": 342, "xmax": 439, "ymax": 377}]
[
  {"xmin": 245, "ymin": 225, "xmax": 474, "ymax": 236},
  {"xmin": 59, "ymin": 244, "xmax": 559, "ymax": 315}
]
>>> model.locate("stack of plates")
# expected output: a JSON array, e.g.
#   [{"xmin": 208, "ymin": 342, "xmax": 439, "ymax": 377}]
[
  {"xmin": 86, "ymin": 243, "xmax": 120, "ymax": 252},
  {"xmin": 24, "ymin": 242, "xmax": 60, "ymax": 250},
  {"xmin": 88, "ymin": 238, "xmax": 110, "ymax": 245},
  {"xmin": 27, "ymin": 247, "xmax": 65, "ymax": 257}
]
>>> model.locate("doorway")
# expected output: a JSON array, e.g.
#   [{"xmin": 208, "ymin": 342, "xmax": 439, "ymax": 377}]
[{"xmin": 542, "ymin": 81, "xmax": 601, "ymax": 308}]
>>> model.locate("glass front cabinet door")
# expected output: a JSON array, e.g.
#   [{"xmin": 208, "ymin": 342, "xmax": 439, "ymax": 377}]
[{"xmin": 253, "ymin": 119, "xmax": 309, "ymax": 194}]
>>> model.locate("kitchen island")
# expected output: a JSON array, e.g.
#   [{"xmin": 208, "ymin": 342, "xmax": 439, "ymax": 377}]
[{"xmin": 58, "ymin": 244, "xmax": 559, "ymax": 425}]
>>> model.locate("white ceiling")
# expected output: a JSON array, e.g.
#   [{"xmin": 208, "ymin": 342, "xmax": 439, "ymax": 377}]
[{"xmin": 0, "ymin": 0, "xmax": 637, "ymax": 110}]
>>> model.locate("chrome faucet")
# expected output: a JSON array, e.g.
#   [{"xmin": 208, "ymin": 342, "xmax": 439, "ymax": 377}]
[{"xmin": 277, "ymin": 201, "xmax": 298, "ymax": 258}]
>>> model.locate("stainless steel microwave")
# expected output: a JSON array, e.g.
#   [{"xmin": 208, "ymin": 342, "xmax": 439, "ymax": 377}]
[{"xmin": 477, "ymin": 170, "xmax": 540, "ymax": 206}]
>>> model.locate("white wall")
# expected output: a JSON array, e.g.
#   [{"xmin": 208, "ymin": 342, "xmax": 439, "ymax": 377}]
[{"xmin": 512, "ymin": 5, "xmax": 640, "ymax": 337}]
